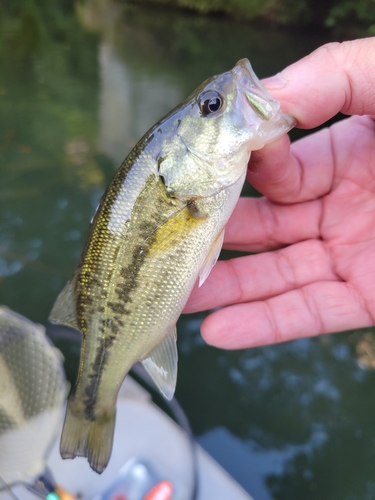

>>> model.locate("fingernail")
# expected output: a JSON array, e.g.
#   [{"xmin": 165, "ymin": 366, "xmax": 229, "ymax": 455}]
[{"xmin": 262, "ymin": 72, "xmax": 290, "ymax": 90}]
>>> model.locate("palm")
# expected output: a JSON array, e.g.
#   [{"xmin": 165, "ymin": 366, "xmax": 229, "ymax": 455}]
[
  {"xmin": 320, "ymin": 116, "xmax": 375, "ymax": 322},
  {"xmin": 185, "ymin": 115, "xmax": 375, "ymax": 348},
  {"xmin": 185, "ymin": 39, "xmax": 375, "ymax": 349}
]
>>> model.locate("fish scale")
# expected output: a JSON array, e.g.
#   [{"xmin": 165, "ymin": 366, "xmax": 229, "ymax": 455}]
[{"xmin": 49, "ymin": 58, "xmax": 295, "ymax": 473}]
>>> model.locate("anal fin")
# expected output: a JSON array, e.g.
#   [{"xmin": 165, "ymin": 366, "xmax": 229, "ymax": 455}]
[{"xmin": 141, "ymin": 327, "xmax": 178, "ymax": 400}]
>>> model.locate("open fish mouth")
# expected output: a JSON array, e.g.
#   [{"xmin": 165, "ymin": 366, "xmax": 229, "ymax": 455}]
[{"xmin": 232, "ymin": 58, "xmax": 296, "ymax": 149}]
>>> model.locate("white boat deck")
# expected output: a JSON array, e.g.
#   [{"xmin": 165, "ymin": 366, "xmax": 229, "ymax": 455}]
[
  {"xmin": 1, "ymin": 377, "xmax": 254, "ymax": 500},
  {"xmin": 47, "ymin": 377, "xmax": 254, "ymax": 500}
]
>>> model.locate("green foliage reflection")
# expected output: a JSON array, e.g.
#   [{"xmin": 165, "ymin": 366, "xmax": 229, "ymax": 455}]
[
  {"xmin": 133, "ymin": 0, "xmax": 375, "ymax": 35},
  {"xmin": 0, "ymin": 0, "xmax": 102, "ymax": 187},
  {"xmin": 0, "ymin": 0, "xmax": 108, "ymax": 323}
]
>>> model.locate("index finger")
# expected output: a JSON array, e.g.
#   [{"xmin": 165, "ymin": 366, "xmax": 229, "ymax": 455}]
[{"xmin": 263, "ymin": 38, "xmax": 375, "ymax": 128}]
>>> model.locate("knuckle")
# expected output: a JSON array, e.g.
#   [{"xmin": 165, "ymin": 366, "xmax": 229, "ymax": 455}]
[{"xmin": 274, "ymin": 248, "xmax": 297, "ymax": 290}]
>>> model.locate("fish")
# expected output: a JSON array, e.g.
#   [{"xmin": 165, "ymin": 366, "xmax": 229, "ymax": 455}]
[{"xmin": 49, "ymin": 59, "xmax": 295, "ymax": 473}]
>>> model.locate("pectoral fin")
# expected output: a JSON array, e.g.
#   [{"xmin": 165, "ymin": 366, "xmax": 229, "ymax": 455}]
[
  {"xmin": 141, "ymin": 327, "xmax": 178, "ymax": 400},
  {"xmin": 49, "ymin": 271, "xmax": 79, "ymax": 331},
  {"xmin": 198, "ymin": 229, "xmax": 224, "ymax": 287},
  {"xmin": 145, "ymin": 205, "xmax": 204, "ymax": 256}
]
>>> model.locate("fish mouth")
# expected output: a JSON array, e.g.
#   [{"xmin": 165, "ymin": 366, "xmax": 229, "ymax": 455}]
[
  {"xmin": 232, "ymin": 58, "xmax": 296, "ymax": 148},
  {"xmin": 232, "ymin": 59, "xmax": 277, "ymax": 120}
]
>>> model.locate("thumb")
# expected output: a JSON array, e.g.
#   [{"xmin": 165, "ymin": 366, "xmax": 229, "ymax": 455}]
[{"xmin": 263, "ymin": 38, "xmax": 375, "ymax": 128}]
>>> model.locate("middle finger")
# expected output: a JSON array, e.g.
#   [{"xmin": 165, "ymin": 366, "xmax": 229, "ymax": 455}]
[{"xmin": 184, "ymin": 238, "xmax": 339, "ymax": 313}]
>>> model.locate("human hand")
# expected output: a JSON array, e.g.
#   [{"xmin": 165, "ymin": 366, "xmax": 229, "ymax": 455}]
[{"xmin": 185, "ymin": 37, "xmax": 375, "ymax": 349}]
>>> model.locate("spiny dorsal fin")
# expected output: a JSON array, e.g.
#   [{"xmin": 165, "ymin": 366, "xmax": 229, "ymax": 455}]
[
  {"xmin": 141, "ymin": 327, "xmax": 177, "ymax": 400},
  {"xmin": 198, "ymin": 228, "xmax": 224, "ymax": 287},
  {"xmin": 49, "ymin": 271, "xmax": 79, "ymax": 331}
]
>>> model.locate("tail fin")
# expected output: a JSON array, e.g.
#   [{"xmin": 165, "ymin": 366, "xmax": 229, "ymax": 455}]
[{"xmin": 60, "ymin": 401, "xmax": 116, "ymax": 474}]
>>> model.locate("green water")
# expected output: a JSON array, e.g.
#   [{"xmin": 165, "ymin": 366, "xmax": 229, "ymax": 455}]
[{"xmin": 1, "ymin": 2, "xmax": 375, "ymax": 498}]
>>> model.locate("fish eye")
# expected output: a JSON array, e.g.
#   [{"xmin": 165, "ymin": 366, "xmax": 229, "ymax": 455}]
[{"xmin": 199, "ymin": 92, "xmax": 224, "ymax": 116}]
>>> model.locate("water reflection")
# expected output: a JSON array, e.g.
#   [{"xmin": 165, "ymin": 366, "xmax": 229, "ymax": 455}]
[
  {"xmin": 354, "ymin": 330, "xmax": 375, "ymax": 370},
  {"xmin": 1, "ymin": 1, "xmax": 375, "ymax": 499},
  {"xmin": 99, "ymin": 41, "xmax": 182, "ymax": 166},
  {"xmin": 199, "ymin": 426, "xmax": 327, "ymax": 500},
  {"xmin": 176, "ymin": 323, "xmax": 375, "ymax": 498}
]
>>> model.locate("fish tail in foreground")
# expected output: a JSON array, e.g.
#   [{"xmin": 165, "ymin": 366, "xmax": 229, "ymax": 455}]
[{"xmin": 60, "ymin": 397, "xmax": 115, "ymax": 474}]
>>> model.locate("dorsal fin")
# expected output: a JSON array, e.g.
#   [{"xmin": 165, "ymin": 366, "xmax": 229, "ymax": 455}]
[
  {"xmin": 141, "ymin": 327, "xmax": 178, "ymax": 400},
  {"xmin": 49, "ymin": 271, "xmax": 79, "ymax": 331}
]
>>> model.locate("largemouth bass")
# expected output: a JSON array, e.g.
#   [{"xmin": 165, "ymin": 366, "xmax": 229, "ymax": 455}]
[{"xmin": 49, "ymin": 59, "xmax": 295, "ymax": 473}]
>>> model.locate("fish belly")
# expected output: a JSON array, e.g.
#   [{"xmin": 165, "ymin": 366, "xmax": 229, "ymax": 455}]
[{"xmin": 56, "ymin": 152, "xmax": 245, "ymax": 473}]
